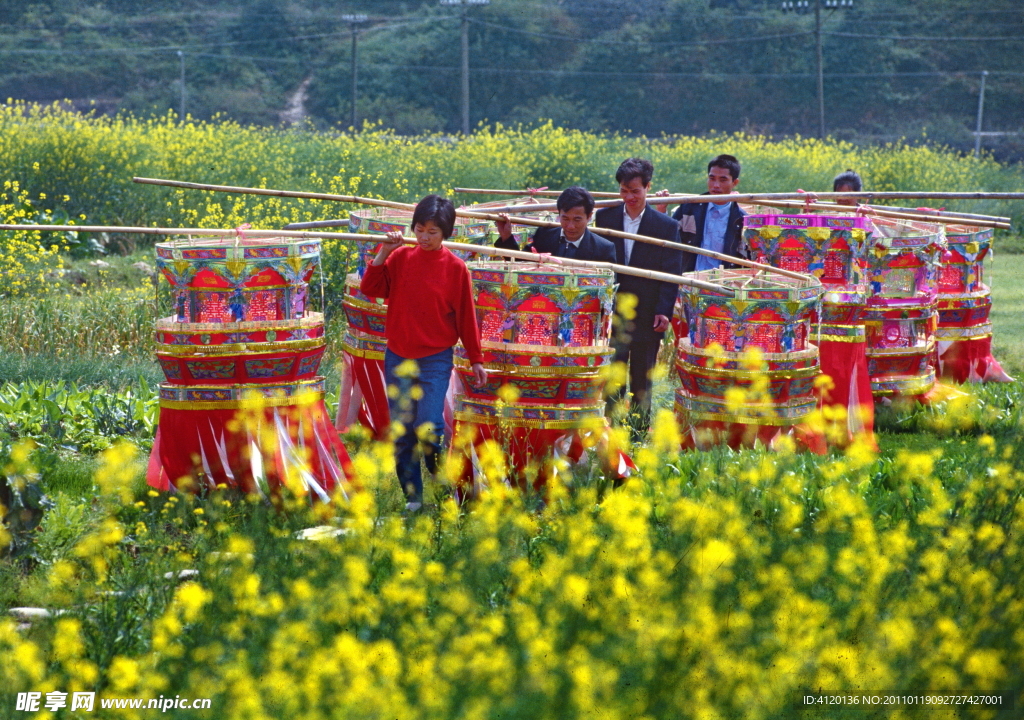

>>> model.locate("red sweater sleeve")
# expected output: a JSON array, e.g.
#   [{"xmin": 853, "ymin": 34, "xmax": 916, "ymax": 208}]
[
  {"xmin": 455, "ymin": 263, "xmax": 484, "ymax": 364},
  {"xmin": 359, "ymin": 261, "xmax": 390, "ymax": 299}
]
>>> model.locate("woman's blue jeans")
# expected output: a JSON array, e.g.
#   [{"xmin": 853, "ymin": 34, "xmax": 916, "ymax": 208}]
[{"xmin": 384, "ymin": 347, "xmax": 454, "ymax": 503}]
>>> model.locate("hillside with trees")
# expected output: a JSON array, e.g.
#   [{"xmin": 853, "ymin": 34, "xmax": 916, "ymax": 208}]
[{"xmin": 1, "ymin": 0, "xmax": 1022, "ymax": 157}]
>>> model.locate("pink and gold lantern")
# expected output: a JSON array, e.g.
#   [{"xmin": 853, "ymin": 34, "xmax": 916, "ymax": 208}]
[
  {"xmin": 743, "ymin": 212, "xmax": 874, "ymax": 443},
  {"xmin": 862, "ymin": 218, "xmax": 944, "ymax": 398},
  {"xmin": 934, "ymin": 225, "xmax": 1011, "ymax": 382},
  {"xmin": 451, "ymin": 261, "xmax": 632, "ymax": 491},
  {"xmin": 674, "ymin": 268, "xmax": 824, "ymax": 451},
  {"xmin": 147, "ymin": 236, "xmax": 354, "ymax": 498}
]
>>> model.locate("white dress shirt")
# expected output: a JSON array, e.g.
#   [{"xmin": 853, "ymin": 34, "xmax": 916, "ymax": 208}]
[
  {"xmin": 622, "ymin": 207, "xmax": 644, "ymax": 265},
  {"xmin": 560, "ymin": 232, "xmax": 583, "ymax": 254}
]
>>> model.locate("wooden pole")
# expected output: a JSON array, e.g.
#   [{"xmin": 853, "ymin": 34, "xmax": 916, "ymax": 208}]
[
  {"xmin": 456, "ymin": 187, "xmax": 567, "ymax": 198},
  {"xmin": 132, "ymin": 176, "xmax": 415, "ymax": 211},
  {"xmin": 478, "ymin": 195, "xmax": 1006, "ymax": 229},
  {"xmin": 736, "ymin": 200, "xmax": 1008, "ymax": 229},
  {"xmin": 131, "ymin": 176, "xmax": 806, "ymax": 280},
  {"xmin": 873, "ymin": 204, "xmax": 1009, "ymax": 224},
  {"xmin": 0, "ymin": 223, "xmax": 734, "ymax": 294},
  {"xmin": 479, "ymin": 190, "xmax": 1024, "ymax": 215},
  {"xmin": 456, "ymin": 187, "xmax": 1011, "ymax": 224}
]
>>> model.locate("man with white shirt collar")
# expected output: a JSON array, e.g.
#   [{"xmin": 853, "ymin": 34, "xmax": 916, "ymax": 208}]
[
  {"xmin": 594, "ymin": 157, "xmax": 683, "ymax": 435},
  {"xmin": 494, "ymin": 186, "xmax": 616, "ymax": 263},
  {"xmin": 668, "ymin": 154, "xmax": 746, "ymax": 274}
]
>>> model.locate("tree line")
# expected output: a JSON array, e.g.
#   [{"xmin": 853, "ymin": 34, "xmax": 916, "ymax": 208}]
[{"xmin": 1, "ymin": 0, "xmax": 1022, "ymax": 158}]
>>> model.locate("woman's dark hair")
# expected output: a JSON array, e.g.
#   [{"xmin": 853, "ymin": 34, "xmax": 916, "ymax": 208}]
[
  {"xmin": 556, "ymin": 186, "xmax": 595, "ymax": 216},
  {"xmin": 410, "ymin": 194, "xmax": 456, "ymax": 239},
  {"xmin": 833, "ymin": 169, "xmax": 862, "ymax": 192},
  {"xmin": 708, "ymin": 154, "xmax": 741, "ymax": 180},
  {"xmin": 615, "ymin": 157, "xmax": 654, "ymax": 186}
]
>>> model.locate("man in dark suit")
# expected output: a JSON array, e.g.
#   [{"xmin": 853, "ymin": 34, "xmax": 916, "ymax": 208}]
[
  {"xmin": 493, "ymin": 186, "xmax": 616, "ymax": 263},
  {"xmin": 594, "ymin": 157, "xmax": 684, "ymax": 434},
  {"xmin": 668, "ymin": 154, "xmax": 746, "ymax": 274}
]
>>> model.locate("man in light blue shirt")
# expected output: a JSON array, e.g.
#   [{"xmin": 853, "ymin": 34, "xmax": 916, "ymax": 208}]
[
  {"xmin": 694, "ymin": 200, "xmax": 733, "ymax": 272},
  {"xmin": 668, "ymin": 154, "xmax": 747, "ymax": 274}
]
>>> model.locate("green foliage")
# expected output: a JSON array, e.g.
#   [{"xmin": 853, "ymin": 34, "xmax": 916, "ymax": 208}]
[
  {"xmin": 0, "ymin": 287, "xmax": 155, "ymax": 358},
  {"xmin": 0, "ymin": 380, "xmax": 157, "ymax": 454},
  {"xmin": 0, "ymin": 353, "xmax": 162, "ymax": 389},
  {"xmin": 1, "ymin": 106, "xmax": 1022, "ymax": 234},
  {"xmin": 2, "ymin": 0, "xmax": 1023, "ymax": 152},
  {"xmin": 1, "ymin": 428, "xmax": 1023, "ymax": 716}
]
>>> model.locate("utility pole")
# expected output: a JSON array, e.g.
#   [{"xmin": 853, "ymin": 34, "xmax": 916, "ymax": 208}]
[
  {"xmin": 341, "ymin": 14, "xmax": 369, "ymax": 129},
  {"xmin": 974, "ymin": 70, "xmax": 988, "ymax": 158},
  {"xmin": 814, "ymin": 0, "xmax": 825, "ymax": 138},
  {"xmin": 440, "ymin": 0, "xmax": 489, "ymax": 135},
  {"xmin": 782, "ymin": 0, "xmax": 853, "ymax": 139},
  {"xmin": 177, "ymin": 50, "xmax": 185, "ymax": 122}
]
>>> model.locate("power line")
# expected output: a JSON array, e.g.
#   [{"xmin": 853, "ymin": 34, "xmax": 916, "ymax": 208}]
[
  {"xmin": 467, "ymin": 18, "xmax": 814, "ymax": 45},
  {"xmin": 353, "ymin": 63, "xmax": 1024, "ymax": 80},
  {"xmin": 467, "ymin": 17, "xmax": 1024, "ymax": 47}
]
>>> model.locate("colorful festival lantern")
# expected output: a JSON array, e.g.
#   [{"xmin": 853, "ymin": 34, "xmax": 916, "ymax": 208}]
[
  {"xmin": 674, "ymin": 268, "xmax": 825, "ymax": 451},
  {"xmin": 862, "ymin": 219, "xmax": 945, "ymax": 398},
  {"xmin": 337, "ymin": 273, "xmax": 389, "ymax": 436},
  {"xmin": 743, "ymin": 213, "xmax": 873, "ymax": 443},
  {"xmin": 934, "ymin": 225, "xmax": 1012, "ymax": 382},
  {"xmin": 335, "ymin": 209, "xmax": 492, "ymax": 436},
  {"xmin": 146, "ymin": 236, "xmax": 353, "ymax": 499},
  {"xmin": 450, "ymin": 261, "xmax": 631, "ymax": 491}
]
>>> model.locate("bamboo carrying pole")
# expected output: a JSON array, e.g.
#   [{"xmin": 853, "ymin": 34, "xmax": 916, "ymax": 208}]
[
  {"xmin": 455, "ymin": 187, "xmax": 1011, "ymax": 228},
  {"xmin": 732, "ymin": 199, "xmax": 1009, "ymax": 229},
  {"xmin": 131, "ymin": 176, "xmax": 806, "ymax": 281},
  {"xmin": 0, "ymin": 223, "xmax": 735, "ymax": 295},
  {"xmin": 477, "ymin": 190, "xmax": 1024, "ymax": 217}
]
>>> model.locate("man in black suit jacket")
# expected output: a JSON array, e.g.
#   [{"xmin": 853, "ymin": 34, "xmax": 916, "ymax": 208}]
[
  {"xmin": 668, "ymin": 154, "xmax": 747, "ymax": 274},
  {"xmin": 494, "ymin": 186, "xmax": 616, "ymax": 263},
  {"xmin": 594, "ymin": 157, "xmax": 684, "ymax": 434}
]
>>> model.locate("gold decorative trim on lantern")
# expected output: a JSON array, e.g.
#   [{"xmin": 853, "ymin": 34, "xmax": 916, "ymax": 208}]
[
  {"xmin": 341, "ymin": 343, "xmax": 386, "ymax": 360},
  {"xmin": 159, "ymin": 392, "xmax": 325, "ymax": 411},
  {"xmin": 156, "ymin": 338, "xmax": 326, "ymax": 356},
  {"xmin": 674, "ymin": 403, "xmax": 815, "ymax": 427},
  {"xmin": 342, "ymin": 294, "xmax": 387, "ymax": 312},
  {"xmin": 869, "ymin": 368, "xmax": 937, "ymax": 397},
  {"xmin": 865, "ymin": 340, "xmax": 936, "ymax": 358},
  {"xmin": 676, "ymin": 339, "xmax": 819, "ymax": 364},
  {"xmin": 454, "ymin": 355, "xmax": 605, "ymax": 377},
  {"xmin": 453, "ymin": 412, "xmax": 605, "ymax": 431},
  {"xmin": 479, "ymin": 340, "xmax": 613, "ymax": 356},
  {"xmin": 933, "ymin": 326, "xmax": 992, "ymax": 341},
  {"xmin": 675, "ymin": 361, "xmax": 820, "ymax": 381},
  {"xmin": 814, "ymin": 323, "xmax": 867, "ymax": 343},
  {"xmin": 155, "ymin": 313, "xmax": 325, "ymax": 334}
]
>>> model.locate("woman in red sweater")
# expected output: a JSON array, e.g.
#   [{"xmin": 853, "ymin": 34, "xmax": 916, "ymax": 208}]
[{"xmin": 360, "ymin": 195, "xmax": 486, "ymax": 510}]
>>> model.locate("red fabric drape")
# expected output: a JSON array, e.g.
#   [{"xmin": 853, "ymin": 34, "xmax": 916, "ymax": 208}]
[
  {"xmin": 677, "ymin": 418, "xmax": 827, "ymax": 454},
  {"xmin": 449, "ymin": 420, "xmax": 634, "ymax": 496},
  {"xmin": 147, "ymin": 401, "xmax": 354, "ymax": 499},
  {"xmin": 936, "ymin": 337, "xmax": 1013, "ymax": 384},
  {"xmin": 335, "ymin": 352, "xmax": 391, "ymax": 437},
  {"xmin": 816, "ymin": 339, "xmax": 875, "ymax": 446}
]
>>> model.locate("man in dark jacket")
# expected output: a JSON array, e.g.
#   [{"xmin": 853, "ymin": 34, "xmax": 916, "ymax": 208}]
[
  {"xmin": 594, "ymin": 157, "xmax": 683, "ymax": 433},
  {"xmin": 670, "ymin": 154, "xmax": 746, "ymax": 274},
  {"xmin": 494, "ymin": 186, "xmax": 616, "ymax": 263}
]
